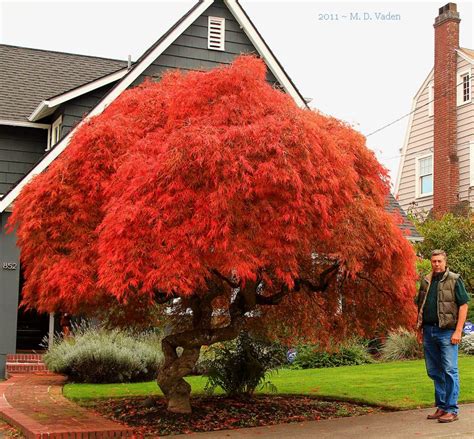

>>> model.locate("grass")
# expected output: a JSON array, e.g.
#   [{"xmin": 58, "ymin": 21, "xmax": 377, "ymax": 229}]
[{"xmin": 64, "ymin": 356, "xmax": 474, "ymax": 410}]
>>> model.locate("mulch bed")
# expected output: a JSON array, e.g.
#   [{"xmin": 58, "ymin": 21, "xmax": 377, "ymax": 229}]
[
  {"xmin": 85, "ymin": 395, "xmax": 385, "ymax": 436},
  {"xmin": 0, "ymin": 420, "xmax": 23, "ymax": 438}
]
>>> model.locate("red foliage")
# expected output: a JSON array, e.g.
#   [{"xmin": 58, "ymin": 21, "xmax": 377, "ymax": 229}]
[{"xmin": 8, "ymin": 56, "xmax": 417, "ymax": 339}]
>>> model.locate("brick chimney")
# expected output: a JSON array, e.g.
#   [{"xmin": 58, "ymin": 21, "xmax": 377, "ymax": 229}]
[{"xmin": 433, "ymin": 3, "xmax": 460, "ymax": 216}]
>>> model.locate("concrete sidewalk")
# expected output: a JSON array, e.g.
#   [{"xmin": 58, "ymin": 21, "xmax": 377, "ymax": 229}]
[{"xmin": 175, "ymin": 404, "xmax": 474, "ymax": 439}]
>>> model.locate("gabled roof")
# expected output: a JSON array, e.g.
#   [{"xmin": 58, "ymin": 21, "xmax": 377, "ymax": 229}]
[
  {"xmin": 0, "ymin": 0, "xmax": 307, "ymax": 212},
  {"xmin": 0, "ymin": 44, "xmax": 128, "ymax": 122},
  {"xmin": 394, "ymin": 67, "xmax": 433, "ymax": 195},
  {"xmin": 457, "ymin": 47, "xmax": 474, "ymax": 64},
  {"xmin": 386, "ymin": 193, "xmax": 423, "ymax": 242}
]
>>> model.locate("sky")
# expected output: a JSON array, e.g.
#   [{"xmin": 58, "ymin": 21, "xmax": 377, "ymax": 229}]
[{"xmin": 1, "ymin": 0, "xmax": 473, "ymax": 187}]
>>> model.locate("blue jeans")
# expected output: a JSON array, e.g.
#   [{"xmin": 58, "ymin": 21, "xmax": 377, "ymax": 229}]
[{"xmin": 423, "ymin": 325, "xmax": 459, "ymax": 414}]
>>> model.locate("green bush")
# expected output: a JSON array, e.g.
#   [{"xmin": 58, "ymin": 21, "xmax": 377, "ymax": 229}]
[
  {"xmin": 460, "ymin": 333, "xmax": 474, "ymax": 355},
  {"xmin": 204, "ymin": 332, "xmax": 286, "ymax": 397},
  {"xmin": 415, "ymin": 258, "xmax": 432, "ymax": 289},
  {"xmin": 467, "ymin": 305, "xmax": 474, "ymax": 326},
  {"xmin": 44, "ymin": 322, "xmax": 163, "ymax": 383},
  {"xmin": 381, "ymin": 328, "xmax": 423, "ymax": 361},
  {"xmin": 413, "ymin": 213, "xmax": 474, "ymax": 293},
  {"xmin": 193, "ymin": 345, "xmax": 216, "ymax": 375},
  {"xmin": 289, "ymin": 339, "xmax": 373, "ymax": 370}
]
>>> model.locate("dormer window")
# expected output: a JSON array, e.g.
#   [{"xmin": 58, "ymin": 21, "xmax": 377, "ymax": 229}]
[
  {"xmin": 208, "ymin": 17, "xmax": 225, "ymax": 51},
  {"xmin": 47, "ymin": 115, "xmax": 62, "ymax": 150}
]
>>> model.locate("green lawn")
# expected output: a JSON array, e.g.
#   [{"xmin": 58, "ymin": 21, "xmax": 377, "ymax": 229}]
[{"xmin": 64, "ymin": 356, "xmax": 474, "ymax": 410}]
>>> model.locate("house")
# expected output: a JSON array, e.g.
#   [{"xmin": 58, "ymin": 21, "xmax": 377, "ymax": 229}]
[
  {"xmin": 396, "ymin": 3, "xmax": 473, "ymax": 217},
  {"xmin": 0, "ymin": 0, "xmax": 309, "ymax": 379},
  {"xmin": 0, "ymin": 0, "xmax": 419, "ymax": 378}
]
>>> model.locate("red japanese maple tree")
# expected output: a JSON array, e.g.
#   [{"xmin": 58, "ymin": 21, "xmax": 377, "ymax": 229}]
[{"xmin": 9, "ymin": 56, "xmax": 417, "ymax": 413}]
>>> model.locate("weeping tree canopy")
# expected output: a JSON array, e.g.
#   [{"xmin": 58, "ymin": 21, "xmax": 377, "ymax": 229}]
[{"xmin": 9, "ymin": 56, "xmax": 417, "ymax": 413}]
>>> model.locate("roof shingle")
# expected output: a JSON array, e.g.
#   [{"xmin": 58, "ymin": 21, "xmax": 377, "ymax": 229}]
[
  {"xmin": 0, "ymin": 44, "xmax": 127, "ymax": 121},
  {"xmin": 386, "ymin": 192, "xmax": 423, "ymax": 241}
]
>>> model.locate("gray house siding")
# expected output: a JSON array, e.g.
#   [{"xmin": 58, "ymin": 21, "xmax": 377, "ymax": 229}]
[
  {"xmin": 57, "ymin": 83, "xmax": 116, "ymax": 140},
  {"xmin": 51, "ymin": 2, "xmax": 281, "ymax": 144},
  {"xmin": 0, "ymin": 126, "xmax": 47, "ymax": 195},
  {"xmin": 132, "ymin": 0, "xmax": 279, "ymax": 87},
  {"xmin": 0, "ymin": 212, "xmax": 20, "ymax": 378},
  {"xmin": 55, "ymin": 1, "xmax": 281, "ymax": 141}
]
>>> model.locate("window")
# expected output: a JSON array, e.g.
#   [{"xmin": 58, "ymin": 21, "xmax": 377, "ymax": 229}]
[
  {"xmin": 457, "ymin": 69, "xmax": 471, "ymax": 106},
  {"xmin": 416, "ymin": 154, "xmax": 433, "ymax": 197},
  {"xmin": 47, "ymin": 116, "xmax": 62, "ymax": 150},
  {"xmin": 208, "ymin": 16, "xmax": 225, "ymax": 51},
  {"xmin": 462, "ymin": 73, "xmax": 471, "ymax": 103},
  {"xmin": 428, "ymin": 81, "xmax": 434, "ymax": 117}
]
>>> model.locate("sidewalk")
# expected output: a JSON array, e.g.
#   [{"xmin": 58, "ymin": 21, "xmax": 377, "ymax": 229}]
[
  {"xmin": 0, "ymin": 373, "xmax": 472, "ymax": 438},
  {"xmin": 174, "ymin": 403, "xmax": 474, "ymax": 439},
  {"xmin": 0, "ymin": 373, "xmax": 133, "ymax": 438}
]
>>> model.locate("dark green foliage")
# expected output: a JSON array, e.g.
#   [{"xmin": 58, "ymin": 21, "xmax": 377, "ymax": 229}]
[
  {"xmin": 204, "ymin": 332, "xmax": 286, "ymax": 397},
  {"xmin": 467, "ymin": 307, "xmax": 474, "ymax": 325},
  {"xmin": 289, "ymin": 339, "xmax": 373, "ymax": 369},
  {"xmin": 414, "ymin": 213, "xmax": 473, "ymax": 292},
  {"xmin": 44, "ymin": 322, "xmax": 163, "ymax": 383}
]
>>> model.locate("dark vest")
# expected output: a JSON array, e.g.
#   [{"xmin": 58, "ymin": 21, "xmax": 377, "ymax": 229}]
[{"xmin": 416, "ymin": 269, "xmax": 460, "ymax": 329}]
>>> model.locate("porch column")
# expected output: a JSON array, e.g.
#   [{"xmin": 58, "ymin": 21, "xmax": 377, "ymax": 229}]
[{"xmin": 48, "ymin": 313, "xmax": 55, "ymax": 347}]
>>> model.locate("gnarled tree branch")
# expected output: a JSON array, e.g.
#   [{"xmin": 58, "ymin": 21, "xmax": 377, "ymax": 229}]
[
  {"xmin": 256, "ymin": 284, "xmax": 290, "ymax": 305},
  {"xmin": 296, "ymin": 262, "xmax": 340, "ymax": 293}
]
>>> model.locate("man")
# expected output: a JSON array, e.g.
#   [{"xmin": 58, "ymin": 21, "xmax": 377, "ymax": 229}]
[{"xmin": 416, "ymin": 249, "xmax": 470, "ymax": 423}]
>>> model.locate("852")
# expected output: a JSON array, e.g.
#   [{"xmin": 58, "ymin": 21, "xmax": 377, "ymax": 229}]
[{"xmin": 2, "ymin": 262, "xmax": 17, "ymax": 270}]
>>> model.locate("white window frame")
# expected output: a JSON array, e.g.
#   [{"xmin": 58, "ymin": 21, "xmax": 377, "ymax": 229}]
[
  {"xmin": 470, "ymin": 140, "xmax": 474, "ymax": 187},
  {"xmin": 415, "ymin": 153, "xmax": 434, "ymax": 198},
  {"xmin": 208, "ymin": 16, "xmax": 225, "ymax": 51},
  {"xmin": 48, "ymin": 115, "xmax": 63, "ymax": 150},
  {"xmin": 428, "ymin": 81, "xmax": 434, "ymax": 117},
  {"xmin": 457, "ymin": 68, "xmax": 472, "ymax": 106}
]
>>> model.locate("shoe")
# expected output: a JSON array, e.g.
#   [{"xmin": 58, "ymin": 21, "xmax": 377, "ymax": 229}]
[
  {"xmin": 438, "ymin": 412, "xmax": 458, "ymax": 423},
  {"xmin": 427, "ymin": 408, "xmax": 446, "ymax": 419}
]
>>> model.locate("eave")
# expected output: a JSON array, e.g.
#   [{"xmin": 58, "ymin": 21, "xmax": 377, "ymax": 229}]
[{"xmin": 28, "ymin": 67, "xmax": 129, "ymax": 122}]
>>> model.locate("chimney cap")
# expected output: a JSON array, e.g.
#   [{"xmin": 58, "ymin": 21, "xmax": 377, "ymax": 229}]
[
  {"xmin": 439, "ymin": 3, "xmax": 457, "ymax": 15},
  {"xmin": 435, "ymin": 2, "xmax": 460, "ymax": 26}
]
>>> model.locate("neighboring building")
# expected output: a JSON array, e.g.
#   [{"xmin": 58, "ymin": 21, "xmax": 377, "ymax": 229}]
[
  {"xmin": 0, "ymin": 0, "xmax": 419, "ymax": 378},
  {"xmin": 396, "ymin": 3, "xmax": 474, "ymax": 216}
]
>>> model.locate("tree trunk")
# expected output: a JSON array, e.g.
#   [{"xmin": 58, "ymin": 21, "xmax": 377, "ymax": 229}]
[
  {"xmin": 155, "ymin": 280, "xmax": 254, "ymax": 413},
  {"xmin": 157, "ymin": 336, "xmax": 200, "ymax": 413}
]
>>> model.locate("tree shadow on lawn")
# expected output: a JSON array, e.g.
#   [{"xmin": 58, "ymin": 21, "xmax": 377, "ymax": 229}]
[{"xmin": 82, "ymin": 395, "xmax": 386, "ymax": 436}]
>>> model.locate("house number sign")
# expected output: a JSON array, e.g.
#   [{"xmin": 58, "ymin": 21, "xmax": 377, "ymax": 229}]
[{"xmin": 2, "ymin": 262, "xmax": 18, "ymax": 270}]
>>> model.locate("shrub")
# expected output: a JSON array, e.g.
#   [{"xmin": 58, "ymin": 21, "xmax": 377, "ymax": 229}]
[
  {"xmin": 413, "ymin": 212, "xmax": 474, "ymax": 293},
  {"xmin": 44, "ymin": 322, "xmax": 163, "ymax": 383},
  {"xmin": 469, "ymin": 307, "xmax": 474, "ymax": 325},
  {"xmin": 460, "ymin": 333, "xmax": 474, "ymax": 355},
  {"xmin": 289, "ymin": 338, "xmax": 373, "ymax": 369},
  {"xmin": 193, "ymin": 345, "xmax": 216, "ymax": 375},
  {"xmin": 204, "ymin": 332, "xmax": 286, "ymax": 397},
  {"xmin": 381, "ymin": 328, "xmax": 423, "ymax": 361}
]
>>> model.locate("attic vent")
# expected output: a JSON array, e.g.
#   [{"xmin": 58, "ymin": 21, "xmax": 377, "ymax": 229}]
[{"xmin": 208, "ymin": 16, "xmax": 225, "ymax": 51}]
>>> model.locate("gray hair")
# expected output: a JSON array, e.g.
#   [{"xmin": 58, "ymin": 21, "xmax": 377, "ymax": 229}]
[{"xmin": 431, "ymin": 249, "xmax": 447, "ymax": 260}]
